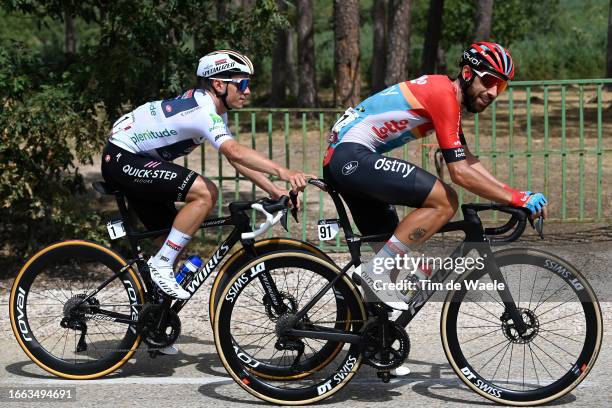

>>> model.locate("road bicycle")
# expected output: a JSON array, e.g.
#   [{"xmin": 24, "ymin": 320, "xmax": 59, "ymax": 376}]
[
  {"xmin": 9, "ymin": 180, "xmax": 330, "ymax": 379},
  {"xmin": 213, "ymin": 179, "xmax": 603, "ymax": 405}
]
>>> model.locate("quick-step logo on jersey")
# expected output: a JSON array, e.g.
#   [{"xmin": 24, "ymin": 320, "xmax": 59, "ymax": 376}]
[
  {"xmin": 374, "ymin": 157, "xmax": 415, "ymax": 178},
  {"xmin": 121, "ymin": 164, "xmax": 178, "ymax": 180},
  {"xmin": 371, "ymin": 120, "xmax": 410, "ymax": 140},
  {"xmin": 130, "ymin": 128, "xmax": 178, "ymax": 144}
]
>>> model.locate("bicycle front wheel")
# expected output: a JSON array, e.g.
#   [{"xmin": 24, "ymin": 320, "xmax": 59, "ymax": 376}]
[
  {"xmin": 441, "ymin": 248, "xmax": 602, "ymax": 405},
  {"xmin": 214, "ymin": 251, "xmax": 366, "ymax": 404},
  {"xmin": 9, "ymin": 240, "xmax": 145, "ymax": 379}
]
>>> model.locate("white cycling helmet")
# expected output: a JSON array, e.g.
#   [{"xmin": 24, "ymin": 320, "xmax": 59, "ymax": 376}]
[{"xmin": 196, "ymin": 50, "xmax": 254, "ymax": 78}]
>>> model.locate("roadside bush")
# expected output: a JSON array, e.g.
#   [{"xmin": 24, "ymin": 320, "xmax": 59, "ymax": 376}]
[{"xmin": 0, "ymin": 39, "xmax": 107, "ymax": 261}]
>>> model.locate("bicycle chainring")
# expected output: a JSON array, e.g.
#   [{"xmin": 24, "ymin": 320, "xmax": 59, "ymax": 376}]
[
  {"xmin": 361, "ymin": 320, "xmax": 410, "ymax": 370},
  {"xmin": 137, "ymin": 304, "xmax": 181, "ymax": 348}
]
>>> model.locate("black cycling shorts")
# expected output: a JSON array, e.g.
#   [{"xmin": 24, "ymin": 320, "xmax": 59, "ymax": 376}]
[
  {"xmin": 101, "ymin": 142, "xmax": 199, "ymax": 230},
  {"xmin": 323, "ymin": 142, "xmax": 438, "ymax": 235}
]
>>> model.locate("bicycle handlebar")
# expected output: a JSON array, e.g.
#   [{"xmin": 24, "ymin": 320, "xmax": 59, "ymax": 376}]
[
  {"xmin": 240, "ymin": 196, "xmax": 290, "ymax": 240},
  {"xmin": 463, "ymin": 203, "xmax": 541, "ymax": 243}
]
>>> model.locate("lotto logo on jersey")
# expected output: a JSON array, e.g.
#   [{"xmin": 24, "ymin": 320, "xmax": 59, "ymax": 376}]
[
  {"xmin": 371, "ymin": 120, "xmax": 409, "ymax": 140},
  {"xmin": 454, "ymin": 147, "xmax": 466, "ymax": 159}
]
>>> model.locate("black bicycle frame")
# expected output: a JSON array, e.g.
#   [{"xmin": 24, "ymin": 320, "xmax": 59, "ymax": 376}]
[
  {"xmin": 80, "ymin": 187, "xmax": 264, "ymax": 320},
  {"xmin": 283, "ymin": 186, "xmax": 528, "ymax": 344}
]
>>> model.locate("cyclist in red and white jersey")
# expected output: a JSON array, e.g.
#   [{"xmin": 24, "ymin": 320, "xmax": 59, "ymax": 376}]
[
  {"xmin": 323, "ymin": 42, "xmax": 548, "ymax": 311},
  {"xmin": 102, "ymin": 50, "xmax": 311, "ymax": 301}
]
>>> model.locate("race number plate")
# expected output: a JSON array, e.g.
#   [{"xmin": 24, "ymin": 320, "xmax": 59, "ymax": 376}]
[
  {"xmin": 106, "ymin": 220, "xmax": 126, "ymax": 240},
  {"xmin": 331, "ymin": 107, "xmax": 359, "ymax": 134},
  {"xmin": 317, "ymin": 219, "xmax": 340, "ymax": 241}
]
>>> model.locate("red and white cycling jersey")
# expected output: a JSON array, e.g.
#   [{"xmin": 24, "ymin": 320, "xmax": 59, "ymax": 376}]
[{"xmin": 325, "ymin": 75, "xmax": 466, "ymax": 164}]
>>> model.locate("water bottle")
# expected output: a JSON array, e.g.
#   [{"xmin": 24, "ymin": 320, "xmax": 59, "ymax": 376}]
[{"xmin": 176, "ymin": 255, "xmax": 203, "ymax": 285}]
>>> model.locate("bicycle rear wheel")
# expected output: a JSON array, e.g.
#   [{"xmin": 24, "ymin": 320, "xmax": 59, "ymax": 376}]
[
  {"xmin": 441, "ymin": 248, "xmax": 602, "ymax": 405},
  {"xmin": 214, "ymin": 251, "xmax": 366, "ymax": 404},
  {"xmin": 9, "ymin": 240, "xmax": 145, "ymax": 379}
]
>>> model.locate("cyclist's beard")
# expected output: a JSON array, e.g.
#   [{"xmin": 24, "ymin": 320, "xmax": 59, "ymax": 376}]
[
  {"xmin": 459, "ymin": 76, "xmax": 479, "ymax": 113},
  {"xmin": 462, "ymin": 84, "xmax": 481, "ymax": 113},
  {"xmin": 463, "ymin": 91, "xmax": 479, "ymax": 113}
]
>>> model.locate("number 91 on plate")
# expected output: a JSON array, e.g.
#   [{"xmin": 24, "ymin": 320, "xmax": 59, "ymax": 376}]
[{"xmin": 317, "ymin": 219, "xmax": 340, "ymax": 241}]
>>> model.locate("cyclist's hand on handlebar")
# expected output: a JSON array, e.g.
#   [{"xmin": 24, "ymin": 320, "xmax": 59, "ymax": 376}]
[
  {"xmin": 510, "ymin": 191, "xmax": 548, "ymax": 218},
  {"xmin": 271, "ymin": 188, "xmax": 301, "ymax": 211},
  {"xmin": 277, "ymin": 168, "xmax": 317, "ymax": 192}
]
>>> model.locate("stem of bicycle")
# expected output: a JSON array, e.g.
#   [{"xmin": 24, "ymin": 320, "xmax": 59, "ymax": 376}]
[
  {"xmin": 480, "ymin": 245, "xmax": 528, "ymax": 334},
  {"xmin": 291, "ymin": 260, "xmax": 356, "ymax": 322}
]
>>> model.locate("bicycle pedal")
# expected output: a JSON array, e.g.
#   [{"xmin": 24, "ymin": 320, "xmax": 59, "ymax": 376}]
[
  {"xmin": 351, "ymin": 272, "xmax": 362, "ymax": 286},
  {"xmin": 377, "ymin": 370, "xmax": 391, "ymax": 383}
]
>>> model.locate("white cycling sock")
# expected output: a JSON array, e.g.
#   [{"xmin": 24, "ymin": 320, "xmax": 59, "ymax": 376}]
[
  {"xmin": 366, "ymin": 234, "xmax": 411, "ymax": 275},
  {"xmin": 154, "ymin": 227, "xmax": 192, "ymax": 266},
  {"xmin": 366, "ymin": 234, "xmax": 433, "ymax": 282}
]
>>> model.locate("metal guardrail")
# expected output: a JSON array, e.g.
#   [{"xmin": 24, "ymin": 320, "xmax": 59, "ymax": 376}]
[{"xmin": 186, "ymin": 78, "xmax": 611, "ymax": 247}]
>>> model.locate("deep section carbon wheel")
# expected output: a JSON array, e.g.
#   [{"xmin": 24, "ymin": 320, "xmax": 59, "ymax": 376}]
[
  {"xmin": 10, "ymin": 240, "xmax": 145, "ymax": 379},
  {"xmin": 441, "ymin": 248, "xmax": 602, "ymax": 405},
  {"xmin": 214, "ymin": 251, "xmax": 367, "ymax": 404}
]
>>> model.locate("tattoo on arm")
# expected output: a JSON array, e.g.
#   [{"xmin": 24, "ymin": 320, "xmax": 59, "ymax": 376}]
[{"xmin": 409, "ymin": 228, "xmax": 427, "ymax": 241}]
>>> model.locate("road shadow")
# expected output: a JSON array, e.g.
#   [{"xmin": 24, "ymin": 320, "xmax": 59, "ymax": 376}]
[
  {"xmin": 4, "ymin": 334, "xmax": 225, "ymax": 380},
  {"xmin": 198, "ymin": 358, "xmax": 577, "ymax": 406}
]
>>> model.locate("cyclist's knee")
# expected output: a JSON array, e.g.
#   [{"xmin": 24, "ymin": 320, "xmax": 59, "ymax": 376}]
[
  {"xmin": 186, "ymin": 176, "xmax": 218, "ymax": 206},
  {"xmin": 423, "ymin": 181, "xmax": 458, "ymax": 219},
  {"xmin": 445, "ymin": 185, "xmax": 459, "ymax": 214}
]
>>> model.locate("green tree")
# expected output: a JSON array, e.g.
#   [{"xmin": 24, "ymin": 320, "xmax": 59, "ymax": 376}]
[{"xmin": 0, "ymin": 0, "xmax": 287, "ymax": 261}]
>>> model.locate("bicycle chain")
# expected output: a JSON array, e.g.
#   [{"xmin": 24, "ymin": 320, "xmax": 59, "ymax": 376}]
[{"xmin": 312, "ymin": 320, "xmax": 365, "ymax": 324}]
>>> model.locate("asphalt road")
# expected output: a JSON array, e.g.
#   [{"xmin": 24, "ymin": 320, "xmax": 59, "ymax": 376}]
[{"xmin": 1, "ymin": 241, "xmax": 610, "ymax": 408}]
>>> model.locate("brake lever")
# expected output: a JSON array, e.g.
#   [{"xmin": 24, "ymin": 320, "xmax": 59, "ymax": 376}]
[
  {"xmin": 528, "ymin": 216, "xmax": 545, "ymax": 240},
  {"xmin": 280, "ymin": 208, "xmax": 289, "ymax": 232},
  {"xmin": 289, "ymin": 190, "xmax": 299, "ymax": 223},
  {"xmin": 534, "ymin": 216, "xmax": 544, "ymax": 239}
]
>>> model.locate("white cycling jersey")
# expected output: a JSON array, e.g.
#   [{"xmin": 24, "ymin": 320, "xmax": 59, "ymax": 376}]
[{"xmin": 109, "ymin": 88, "xmax": 233, "ymax": 161}]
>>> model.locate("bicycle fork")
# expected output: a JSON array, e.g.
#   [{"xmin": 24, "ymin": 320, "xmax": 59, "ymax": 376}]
[{"xmin": 480, "ymin": 247, "xmax": 528, "ymax": 335}]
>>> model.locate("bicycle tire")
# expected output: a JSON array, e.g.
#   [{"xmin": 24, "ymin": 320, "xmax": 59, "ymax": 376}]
[
  {"xmin": 441, "ymin": 247, "xmax": 602, "ymax": 405},
  {"xmin": 9, "ymin": 240, "xmax": 145, "ymax": 379},
  {"xmin": 214, "ymin": 251, "xmax": 366, "ymax": 404}
]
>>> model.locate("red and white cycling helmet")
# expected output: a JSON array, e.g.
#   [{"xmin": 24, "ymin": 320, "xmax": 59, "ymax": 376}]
[{"xmin": 459, "ymin": 42, "xmax": 514, "ymax": 81}]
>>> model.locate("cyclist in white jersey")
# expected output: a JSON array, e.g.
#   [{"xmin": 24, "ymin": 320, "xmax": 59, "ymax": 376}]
[{"xmin": 102, "ymin": 50, "xmax": 313, "ymax": 301}]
